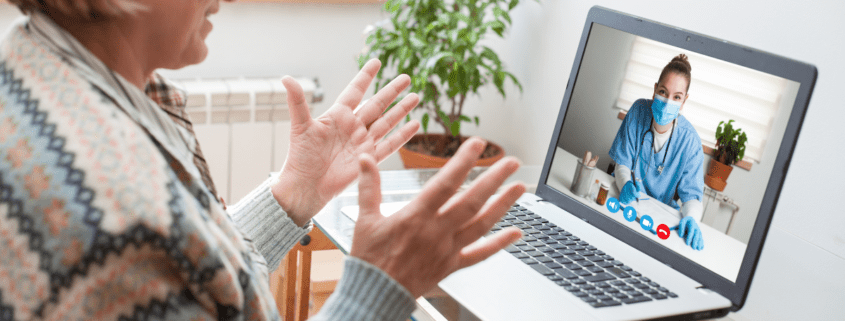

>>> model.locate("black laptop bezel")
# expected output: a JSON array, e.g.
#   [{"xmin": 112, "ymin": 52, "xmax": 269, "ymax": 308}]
[{"xmin": 534, "ymin": 6, "xmax": 817, "ymax": 310}]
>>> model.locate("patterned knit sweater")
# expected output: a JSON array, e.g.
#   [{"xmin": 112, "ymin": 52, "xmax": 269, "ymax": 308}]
[{"xmin": 0, "ymin": 15, "xmax": 414, "ymax": 321}]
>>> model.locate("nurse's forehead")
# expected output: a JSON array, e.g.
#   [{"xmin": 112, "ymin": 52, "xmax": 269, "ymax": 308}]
[{"xmin": 659, "ymin": 76, "xmax": 687, "ymax": 93}]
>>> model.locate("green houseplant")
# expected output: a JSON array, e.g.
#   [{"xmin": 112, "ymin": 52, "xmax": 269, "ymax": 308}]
[
  {"xmin": 359, "ymin": 0, "xmax": 527, "ymax": 168},
  {"xmin": 705, "ymin": 120, "xmax": 748, "ymax": 191}
]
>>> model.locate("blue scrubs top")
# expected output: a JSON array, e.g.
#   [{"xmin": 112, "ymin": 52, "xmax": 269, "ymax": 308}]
[{"xmin": 609, "ymin": 99, "xmax": 704, "ymax": 209}]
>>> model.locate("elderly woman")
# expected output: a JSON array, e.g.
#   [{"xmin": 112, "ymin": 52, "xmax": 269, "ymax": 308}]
[{"xmin": 0, "ymin": 0, "xmax": 525, "ymax": 320}]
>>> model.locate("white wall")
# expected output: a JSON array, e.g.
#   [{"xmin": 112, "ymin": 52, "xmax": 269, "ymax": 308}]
[
  {"xmin": 2, "ymin": 1, "xmax": 843, "ymax": 319},
  {"xmin": 556, "ymin": 24, "xmax": 635, "ymax": 173}
]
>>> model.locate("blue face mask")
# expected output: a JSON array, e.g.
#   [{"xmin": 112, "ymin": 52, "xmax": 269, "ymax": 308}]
[{"xmin": 651, "ymin": 95, "xmax": 682, "ymax": 126}]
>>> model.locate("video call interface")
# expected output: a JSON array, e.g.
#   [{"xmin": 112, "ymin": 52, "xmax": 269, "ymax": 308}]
[{"xmin": 546, "ymin": 24, "xmax": 801, "ymax": 282}]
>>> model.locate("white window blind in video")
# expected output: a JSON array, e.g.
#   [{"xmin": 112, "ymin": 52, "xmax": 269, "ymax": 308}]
[{"xmin": 615, "ymin": 37, "xmax": 789, "ymax": 163}]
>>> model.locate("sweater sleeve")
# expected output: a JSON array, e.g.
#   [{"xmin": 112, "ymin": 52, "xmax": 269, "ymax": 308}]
[
  {"xmin": 227, "ymin": 175, "xmax": 311, "ymax": 272},
  {"xmin": 310, "ymin": 257, "xmax": 417, "ymax": 321}
]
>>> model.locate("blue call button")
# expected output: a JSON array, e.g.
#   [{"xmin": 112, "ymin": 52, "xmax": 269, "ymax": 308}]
[
  {"xmin": 606, "ymin": 197, "xmax": 620, "ymax": 213},
  {"xmin": 640, "ymin": 215, "xmax": 654, "ymax": 231}
]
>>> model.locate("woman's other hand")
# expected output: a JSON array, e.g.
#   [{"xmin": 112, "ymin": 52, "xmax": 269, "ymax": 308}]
[
  {"xmin": 272, "ymin": 59, "xmax": 420, "ymax": 226},
  {"xmin": 351, "ymin": 138, "xmax": 526, "ymax": 298}
]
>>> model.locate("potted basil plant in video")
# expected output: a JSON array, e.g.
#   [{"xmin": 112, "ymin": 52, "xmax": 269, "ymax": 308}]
[
  {"xmin": 360, "ymin": 0, "xmax": 530, "ymax": 168},
  {"xmin": 705, "ymin": 120, "xmax": 748, "ymax": 191}
]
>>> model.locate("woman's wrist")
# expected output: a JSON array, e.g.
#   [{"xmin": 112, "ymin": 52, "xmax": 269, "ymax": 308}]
[{"xmin": 270, "ymin": 173, "xmax": 323, "ymax": 227}]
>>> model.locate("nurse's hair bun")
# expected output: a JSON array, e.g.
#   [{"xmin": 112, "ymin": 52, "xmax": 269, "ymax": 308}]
[{"xmin": 659, "ymin": 54, "xmax": 693, "ymax": 92}]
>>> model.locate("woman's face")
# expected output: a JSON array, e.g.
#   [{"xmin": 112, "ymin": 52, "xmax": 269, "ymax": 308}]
[
  {"xmin": 137, "ymin": 0, "xmax": 223, "ymax": 70},
  {"xmin": 653, "ymin": 72, "xmax": 689, "ymax": 109}
]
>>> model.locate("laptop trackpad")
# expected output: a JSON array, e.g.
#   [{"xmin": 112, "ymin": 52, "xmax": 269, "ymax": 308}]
[{"xmin": 439, "ymin": 251, "xmax": 599, "ymax": 320}]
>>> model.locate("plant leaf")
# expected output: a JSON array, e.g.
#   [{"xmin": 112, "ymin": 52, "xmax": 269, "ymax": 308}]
[
  {"xmin": 421, "ymin": 112, "xmax": 430, "ymax": 133},
  {"xmin": 450, "ymin": 121, "xmax": 461, "ymax": 137}
]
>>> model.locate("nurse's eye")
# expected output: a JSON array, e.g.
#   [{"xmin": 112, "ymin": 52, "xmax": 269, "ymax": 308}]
[
  {"xmin": 674, "ymin": 95, "xmax": 682, "ymax": 100},
  {"xmin": 659, "ymin": 89, "xmax": 666, "ymax": 95}
]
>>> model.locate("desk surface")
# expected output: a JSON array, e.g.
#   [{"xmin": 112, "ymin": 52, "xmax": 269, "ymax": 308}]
[{"xmin": 547, "ymin": 147, "xmax": 745, "ymax": 281}]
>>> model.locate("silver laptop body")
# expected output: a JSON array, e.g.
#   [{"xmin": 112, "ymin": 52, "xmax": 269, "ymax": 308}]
[{"xmin": 436, "ymin": 6, "xmax": 817, "ymax": 320}]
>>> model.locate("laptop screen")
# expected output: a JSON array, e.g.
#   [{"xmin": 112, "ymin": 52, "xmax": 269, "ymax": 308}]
[{"xmin": 545, "ymin": 23, "xmax": 801, "ymax": 283}]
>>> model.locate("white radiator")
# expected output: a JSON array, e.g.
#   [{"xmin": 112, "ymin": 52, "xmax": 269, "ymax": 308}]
[{"xmin": 174, "ymin": 77, "xmax": 323, "ymax": 204}]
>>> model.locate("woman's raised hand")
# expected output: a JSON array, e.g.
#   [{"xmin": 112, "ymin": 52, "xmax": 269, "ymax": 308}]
[
  {"xmin": 271, "ymin": 59, "xmax": 420, "ymax": 226},
  {"xmin": 351, "ymin": 138, "xmax": 525, "ymax": 298}
]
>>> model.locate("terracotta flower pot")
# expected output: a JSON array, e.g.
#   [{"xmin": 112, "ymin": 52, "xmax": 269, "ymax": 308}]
[
  {"xmin": 398, "ymin": 133, "xmax": 505, "ymax": 169},
  {"xmin": 704, "ymin": 158, "xmax": 734, "ymax": 191}
]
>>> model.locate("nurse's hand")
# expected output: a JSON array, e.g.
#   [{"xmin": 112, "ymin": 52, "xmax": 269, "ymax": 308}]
[
  {"xmin": 619, "ymin": 180, "xmax": 643, "ymax": 204},
  {"xmin": 677, "ymin": 216, "xmax": 704, "ymax": 251}
]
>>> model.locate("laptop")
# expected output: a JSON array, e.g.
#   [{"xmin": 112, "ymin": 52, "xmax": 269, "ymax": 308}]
[{"xmin": 345, "ymin": 6, "xmax": 816, "ymax": 320}]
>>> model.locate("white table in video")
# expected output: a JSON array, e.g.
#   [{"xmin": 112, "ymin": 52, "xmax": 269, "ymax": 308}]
[{"xmin": 547, "ymin": 147, "xmax": 745, "ymax": 281}]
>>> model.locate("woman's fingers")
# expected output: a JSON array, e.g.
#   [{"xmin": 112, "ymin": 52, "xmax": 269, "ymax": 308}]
[
  {"xmin": 368, "ymin": 92, "xmax": 419, "ymax": 140},
  {"xmin": 356, "ymin": 74, "xmax": 411, "ymax": 126},
  {"xmin": 457, "ymin": 227, "xmax": 522, "ymax": 270},
  {"xmin": 282, "ymin": 76, "xmax": 312, "ymax": 127},
  {"xmin": 374, "ymin": 121, "xmax": 420, "ymax": 162},
  {"xmin": 453, "ymin": 182, "xmax": 526, "ymax": 248},
  {"xmin": 336, "ymin": 59, "xmax": 382, "ymax": 109},
  {"xmin": 440, "ymin": 157, "xmax": 521, "ymax": 226},
  {"xmin": 356, "ymin": 154, "xmax": 383, "ymax": 221},
  {"xmin": 411, "ymin": 138, "xmax": 487, "ymax": 215}
]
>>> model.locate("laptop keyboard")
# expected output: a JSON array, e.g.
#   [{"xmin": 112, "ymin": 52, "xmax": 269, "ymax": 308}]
[{"xmin": 490, "ymin": 204, "xmax": 679, "ymax": 308}]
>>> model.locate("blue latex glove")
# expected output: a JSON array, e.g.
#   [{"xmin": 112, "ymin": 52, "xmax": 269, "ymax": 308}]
[
  {"xmin": 619, "ymin": 180, "xmax": 644, "ymax": 204},
  {"xmin": 677, "ymin": 216, "xmax": 704, "ymax": 251}
]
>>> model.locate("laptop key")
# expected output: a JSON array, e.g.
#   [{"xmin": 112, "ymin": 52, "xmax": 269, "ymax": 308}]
[
  {"xmin": 521, "ymin": 258, "xmax": 539, "ymax": 265},
  {"xmin": 595, "ymin": 295, "xmax": 614, "ymax": 301},
  {"xmin": 581, "ymin": 296, "xmax": 598, "ymax": 303},
  {"xmin": 630, "ymin": 271, "xmax": 642, "ymax": 277},
  {"xmin": 633, "ymin": 283, "xmax": 649, "ymax": 289},
  {"xmin": 564, "ymin": 263, "xmax": 582, "ymax": 270},
  {"xmin": 550, "ymin": 252, "xmax": 564, "ymax": 258},
  {"xmin": 517, "ymin": 245, "xmax": 533, "ymax": 252},
  {"xmin": 530, "ymin": 263, "xmax": 555, "ymax": 276},
  {"xmin": 587, "ymin": 266, "xmax": 605, "ymax": 273},
  {"xmin": 612, "ymin": 293, "xmax": 629, "ymax": 299},
  {"xmin": 595, "ymin": 282, "xmax": 610, "ymax": 288},
  {"xmin": 596, "ymin": 261, "xmax": 615, "ymax": 268},
  {"xmin": 554, "ymin": 257, "xmax": 572, "ymax": 264},
  {"xmin": 610, "ymin": 280, "xmax": 625, "ymax": 286},
  {"xmin": 575, "ymin": 270, "xmax": 593, "ymax": 276},
  {"xmin": 643, "ymin": 288, "xmax": 658, "ymax": 295},
  {"xmin": 573, "ymin": 291, "xmax": 589, "ymax": 298},
  {"xmin": 555, "ymin": 280, "xmax": 571, "ymax": 286},
  {"xmin": 545, "ymin": 262, "xmax": 562, "ymax": 270},
  {"xmin": 564, "ymin": 286, "xmax": 580, "ymax": 292},
  {"xmin": 505, "ymin": 245, "xmax": 521, "ymax": 253},
  {"xmin": 603, "ymin": 300, "xmax": 622, "ymax": 307},
  {"xmin": 568, "ymin": 255, "xmax": 585, "ymax": 261},
  {"xmin": 536, "ymin": 256, "xmax": 553, "ymax": 263},
  {"xmin": 587, "ymin": 255, "xmax": 606, "ymax": 262},
  {"xmin": 571, "ymin": 278, "xmax": 587, "ymax": 285},
  {"xmin": 652, "ymin": 294, "xmax": 668, "ymax": 300},
  {"xmin": 527, "ymin": 251, "xmax": 545, "ymax": 257},
  {"xmin": 578, "ymin": 261, "xmax": 595, "ymax": 267},
  {"xmin": 554, "ymin": 269, "xmax": 580, "ymax": 279},
  {"xmin": 589, "ymin": 301, "xmax": 605, "ymax": 308},
  {"xmin": 548, "ymin": 275, "xmax": 563, "ymax": 281},
  {"xmin": 668, "ymin": 292, "xmax": 678, "ymax": 298},
  {"xmin": 619, "ymin": 286, "xmax": 634, "ymax": 291},
  {"xmin": 605, "ymin": 288, "xmax": 619, "ymax": 294},
  {"xmin": 657, "ymin": 287, "xmax": 669, "ymax": 293},
  {"xmin": 607, "ymin": 267, "xmax": 631, "ymax": 278},
  {"xmin": 512, "ymin": 252, "xmax": 529, "ymax": 259},
  {"xmin": 583, "ymin": 272, "xmax": 616, "ymax": 283},
  {"xmin": 648, "ymin": 282, "xmax": 661, "ymax": 288},
  {"xmin": 587, "ymin": 289, "xmax": 603, "ymax": 296},
  {"xmin": 528, "ymin": 241, "xmax": 544, "ymax": 247}
]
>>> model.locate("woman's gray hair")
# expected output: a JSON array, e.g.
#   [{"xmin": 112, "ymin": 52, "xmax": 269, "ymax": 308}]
[{"xmin": 10, "ymin": 0, "xmax": 147, "ymax": 19}]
